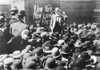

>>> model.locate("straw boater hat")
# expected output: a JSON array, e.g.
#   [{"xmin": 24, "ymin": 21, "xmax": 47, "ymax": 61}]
[
  {"xmin": 74, "ymin": 58, "xmax": 86, "ymax": 70},
  {"xmin": 42, "ymin": 40, "xmax": 53, "ymax": 54},
  {"xmin": 51, "ymin": 47, "xmax": 61, "ymax": 59},
  {"xmin": 57, "ymin": 61, "xmax": 66, "ymax": 67},
  {"xmin": 3, "ymin": 57, "xmax": 13, "ymax": 65},
  {"xmin": 57, "ymin": 39, "xmax": 65, "ymax": 46},
  {"xmin": 55, "ymin": 66, "xmax": 66, "ymax": 70},
  {"xmin": 12, "ymin": 51, "xmax": 21, "ymax": 59},
  {"xmin": 80, "ymin": 51, "xmax": 90, "ymax": 60},
  {"xmin": 24, "ymin": 60, "xmax": 37, "ymax": 69},
  {"xmin": 18, "ymin": 10, "xmax": 26, "ymax": 16}
]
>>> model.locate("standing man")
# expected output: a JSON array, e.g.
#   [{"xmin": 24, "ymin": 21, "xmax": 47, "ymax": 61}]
[
  {"xmin": 9, "ymin": 7, "xmax": 19, "ymax": 25},
  {"xmin": 10, "ymin": 10, "xmax": 27, "ymax": 37},
  {"xmin": 5, "ymin": 7, "xmax": 19, "ymax": 41},
  {"xmin": 7, "ymin": 10, "xmax": 28, "ymax": 53},
  {"xmin": 50, "ymin": 7, "xmax": 68, "ymax": 34}
]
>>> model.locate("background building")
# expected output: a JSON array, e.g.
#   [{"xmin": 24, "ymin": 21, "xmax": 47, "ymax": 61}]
[
  {"xmin": 0, "ymin": 5, "xmax": 11, "ymax": 17},
  {"xmin": 0, "ymin": 0, "xmax": 11, "ymax": 22},
  {"xmin": 1, "ymin": 0, "xmax": 100, "ymax": 25},
  {"xmin": 24, "ymin": 0, "xmax": 100, "ymax": 25},
  {"xmin": 11, "ymin": 0, "xmax": 25, "ymax": 11}
]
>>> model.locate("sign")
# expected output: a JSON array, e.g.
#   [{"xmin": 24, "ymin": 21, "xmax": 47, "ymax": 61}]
[{"xmin": 33, "ymin": 4, "xmax": 53, "ymax": 26}]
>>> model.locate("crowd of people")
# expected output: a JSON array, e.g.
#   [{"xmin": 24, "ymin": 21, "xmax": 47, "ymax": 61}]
[{"xmin": 0, "ymin": 7, "xmax": 100, "ymax": 70}]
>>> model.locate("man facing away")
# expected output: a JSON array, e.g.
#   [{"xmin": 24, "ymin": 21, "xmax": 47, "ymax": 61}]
[
  {"xmin": 10, "ymin": 10, "xmax": 27, "ymax": 37},
  {"xmin": 9, "ymin": 7, "xmax": 19, "ymax": 25}
]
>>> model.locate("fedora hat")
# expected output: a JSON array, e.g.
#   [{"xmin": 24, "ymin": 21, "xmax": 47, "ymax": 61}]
[
  {"xmin": 35, "ymin": 47, "xmax": 44, "ymax": 58},
  {"xmin": 74, "ymin": 58, "xmax": 86, "ymax": 70},
  {"xmin": 80, "ymin": 51, "xmax": 90, "ymax": 60},
  {"xmin": 60, "ymin": 45, "xmax": 71, "ymax": 54},
  {"xmin": 55, "ymin": 66, "xmax": 66, "ymax": 70},
  {"xmin": 24, "ymin": 60, "xmax": 36, "ymax": 69},
  {"xmin": 44, "ymin": 57, "xmax": 57, "ymax": 69},
  {"xmin": 43, "ymin": 45, "xmax": 53, "ymax": 54},
  {"xmin": 42, "ymin": 41, "xmax": 53, "ymax": 54},
  {"xmin": 57, "ymin": 61, "xmax": 66, "ymax": 67},
  {"xmin": 3, "ymin": 57, "xmax": 13, "ymax": 65},
  {"xmin": 12, "ymin": 51, "xmax": 21, "ymax": 59}
]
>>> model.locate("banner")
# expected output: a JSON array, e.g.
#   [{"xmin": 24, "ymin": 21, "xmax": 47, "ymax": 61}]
[{"xmin": 33, "ymin": 4, "xmax": 53, "ymax": 26}]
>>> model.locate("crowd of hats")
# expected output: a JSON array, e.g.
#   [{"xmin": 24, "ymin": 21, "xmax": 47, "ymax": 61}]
[{"xmin": 0, "ymin": 22, "xmax": 100, "ymax": 70}]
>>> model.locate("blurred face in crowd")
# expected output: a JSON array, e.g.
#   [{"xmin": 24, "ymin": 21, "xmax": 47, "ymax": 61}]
[
  {"xmin": 29, "ymin": 25, "xmax": 34, "ymax": 30},
  {"xmin": 21, "ymin": 29, "xmax": 29, "ymax": 40},
  {"xmin": 36, "ymin": 23, "xmax": 40, "ymax": 27},
  {"xmin": 22, "ymin": 34, "xmax": 28, "ymax": 40},
  {"xmin": 87, "ymin": 23, "xmax": 91, "ymax": 28},
  {"xmin": 18, "ymin": 10, "xmax": 26, "ymax": 20},
  {"xmin": 55, "ymin": 7, "xmax": 60, "ymax": 15},
  {"xmin": 18, "ymin": 15, "xmax": 24, "ymax": 20}
]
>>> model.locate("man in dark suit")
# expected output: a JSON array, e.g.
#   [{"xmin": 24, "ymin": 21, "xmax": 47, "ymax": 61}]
[
  {"xmin": 0, "ymin": 30, "xmax": 7, "ymax": 54},
  {"xmin": 0, "ymin": 13, "xmax": 7, "ymax": 54},
  {"xmin": 7, "ymin": 29, "xmax": 30, "ymax": 53}
]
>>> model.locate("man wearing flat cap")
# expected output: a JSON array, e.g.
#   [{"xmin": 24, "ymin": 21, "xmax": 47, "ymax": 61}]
[{"xmin": 9, "ymin": 7, "xmax": 19, "ymax": 25}]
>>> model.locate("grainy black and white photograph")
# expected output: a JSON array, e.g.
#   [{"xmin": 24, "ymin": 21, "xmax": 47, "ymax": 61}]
[{"xmin": 0, "ymin": 0, "xmax": 100, "ymax": 70}]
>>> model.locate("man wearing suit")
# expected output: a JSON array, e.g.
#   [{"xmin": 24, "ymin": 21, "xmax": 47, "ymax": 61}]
[{"xmin": 50, "ymin": 7, "xmax": 68, "ymax": 34}]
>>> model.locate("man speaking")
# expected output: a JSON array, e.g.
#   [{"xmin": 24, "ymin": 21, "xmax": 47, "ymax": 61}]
[{"xmin": 50, "ymin": 7, "xmax": 68, "ymax": 34}]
